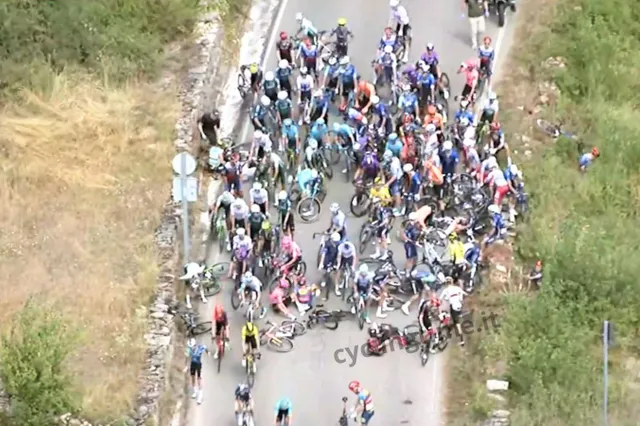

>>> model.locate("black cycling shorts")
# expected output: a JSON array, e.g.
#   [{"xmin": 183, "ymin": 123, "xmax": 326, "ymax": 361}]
[
  {"xmin": 277, "ymin": 409, "xmax": 290, "ymax": 422},
  {"xmin": 190, "ymin": 361, "xmax": 202, "ymax": 377},
  {"xmin": 244, "ymin": 335, "xmax": 258, "ymax": 350}
]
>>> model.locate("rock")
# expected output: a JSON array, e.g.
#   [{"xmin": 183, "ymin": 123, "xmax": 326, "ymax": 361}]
[
  {"xmin": 494, "ymin": 265, "xmax": 508, "ymax": 274},
  {"xmin": 138, "ymin": 405, "xmax": 149, "ymax": 418},
  {"xmin": 524, "ymin": 150, "xmax": 532, "ymax": 157},
  {"xmin": 150, "ymin": 312, "xmax": 166, "ymax": 319},
  {"xmin": 487, "ymin": 393, "xmax": 507, "ymax": 403},
  {"xmin": 491, "ymin": 409, "xmax": 511, "ymax": 418},
  {"xmin": 521, "ymin": 135, "xmax": 531, "ymax": 144},
  {"xmin": 543, "ymin": 56, "xmax": 566, "ymax": 69}
]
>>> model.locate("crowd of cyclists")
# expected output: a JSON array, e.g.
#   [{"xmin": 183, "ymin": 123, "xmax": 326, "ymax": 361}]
[{"xmin": 184, "ymin": 0, "xmax": 540, "ymax": 425}]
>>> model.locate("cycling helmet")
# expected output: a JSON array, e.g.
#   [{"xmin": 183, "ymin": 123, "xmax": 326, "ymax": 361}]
[
  {"xmin": 315, "ymin": 117, "xmax": 325, "ymax": 126},
  {"xmin": 358, "ymin": 264, "xmax": 369, "ymax": 275},
  {"xmin": 442, "ymin": 140, "xmax": 453, "ymax": 151},
  {"xmin": 278, "ymin": 190, "xmax": 288, "ymax": 201},
  {"xmin": 348, "ymin": 381, "xmax": 361, "ymax": 392},
  {"xmin": 265, "ymin": 71, "xmax": 275, "ymax": 81},
  {"xmin": 488, "ymin": 91, "xmax": 497, "ymax": 100},
  {"xmin": 261, "ymin": 95, "xmax": 271, "ymax": 106},
  {"xmin": 426, "ymin": 43, "xmax": 435, "ymax": 50},
  {"xmin": 331, "ymin": 232, "xmax": 341, "ymax": 242},
  {"xmin": 253, "ymin": 182, "xmax": 263, "ymax": 190},
  {"xmin": 488, "ymin": 204, "xmax": 501, "ymax": 214},
  {"xmin": 459, "ymin": 117, "xmax": 470, "ymax": 127},
  {"xmin": 278, "ymin": 90, "xmax": 288, "ymax": 101},
  {"xmin": 254, "ymin": 130, "xmax": 263, "ymax": 139},
  {"xmin": 188, "ymin": 338, "xmax": 196, "ymax": 348},
  {"xmin": 448, "ymin": 231, "xmax": 458, "ymax": 241},
  {"xmin": 281, "ymin": 235, "xmax": 292, "ymax": 249},
  {"xmin": 388, "ymin": 132, "xmax": 398, "ymax": 141},
  {"xmin": 370, "ymin": 95, "xmax": 380, "ymax": 105},
  {"xmin": 300, "ymin": 66, "xmax": 308, "ymax": 75},
  {"xmin": 374, "ymin": 176, "xmax": 384, "ymax": 185},
  {"xmin": 337, "ymin": 17, "xmax": 347, "ymax": 26},
  {"xmin": 311, "ymin": 169, "xmax": 319, "ymax": 178},
  {"xmin": 490, "ymin": 122, "xmax": 501, "ymax": 132},
  {"xmin": 280, "ymin": 31, "xmax": 288, "ymax": 40},
  {"xmin": 368, "ymin": 327, "xmax": 378, "ymax": 338},
  {"xmin": 243, "ymin": 271, "xmax": 253, "ymax": 281},
  {"xmin": 233, "ymin": 198, "xmax": 245, "ymax": 208},
  {"xmin": 249, "ymin": 63, "xmax": 259, "ymax": 73},
  {"xmin": 383, "ymin": 45, "xmax": 393, "ymax": 54},
  {"xmin": 330, "ymin": 203, "xmax": 340, "ymax": 213},
  {"xmin": 403, "ymin": 163, "xmax": 413, "ymax": 173},
  {"xmin": 408, "ymin": 212, "xmax": 418, "ymax": 221},
  {"xmin": 309, "ymin": 138, "xmax": 318, "ymax": 149},
  {"xmin": 278, "ymin": 59, "xmax": 289, "ymax": 69},
  {"xmin": 383, "ymin": 149, "xmax": 393, "ymax": 161},
  {"xmin": 250, "ymin": 204, "xmax": 259, "ymax": 213},
  {"xmin": 339, "ymin": 56, "xmax": 350, "ymax": 65},
  {"xmin": 295, "ymin": 12, "xmax": 303, "ymax": 21},
  {"xmin": 460, "ymin": 100, "xmax": 469, "ymax": 109},
  {"xmin": 427, "ymin": 104, "xmax": 437, "ymax": 115},
  {"xmin": 592, "ymin": 147, "xmax": 600, "ymax": 157},
  {"xmin": 486, "ymin": 156, "xmax": 498, "ymax": 170},
  {"xmin": 402, "ymin": 83, "xmax": 411, "ymax": 92},
  {"xmin": 279, "ymin": 278, "xmax": 290, "ymax": 289},
  {"xmin": 283, "ymin": 118, "xmax": 293, "ymax": 127},
  {"xmin": 236, "ymin": 227, "xmax": 246, "ymax": 236},
  {"xmin": 328, "ymin": 57, "xmax": 338, "ymax": 66}
]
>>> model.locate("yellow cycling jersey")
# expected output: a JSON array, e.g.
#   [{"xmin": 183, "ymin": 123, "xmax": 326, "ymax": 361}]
[
  {"xmin": 241, "ymin": 323, "xmax": 259, "ymax": 339},
  {"xmin": 370, "ymin": 186, "xmax": 392, "ymax": 205},
  {"xmin": 449, "ymin": 241, "xmax": 465, "ymax": 265}
]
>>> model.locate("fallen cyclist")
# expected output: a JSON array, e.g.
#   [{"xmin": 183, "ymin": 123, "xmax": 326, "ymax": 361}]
[{"xmin": 366, "ymin": 322, "xmax": 406, "ymax": 355}]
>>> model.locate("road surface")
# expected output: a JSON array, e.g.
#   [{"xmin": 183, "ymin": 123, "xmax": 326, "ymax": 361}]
[{"xmin": 191, "ymin": 1, "xmax": 514, "ymax": 425}]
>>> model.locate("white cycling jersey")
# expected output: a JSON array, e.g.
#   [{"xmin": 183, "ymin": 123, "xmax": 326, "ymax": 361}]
[
  {"xmin": 243, "ymin": 276, "xmax": 263, "ymax": 292},
  {"xmin": 216, "ymin": 192, "xmax": 235, "ymax": 208},
  {"xmin": 250, "ymin": 188, "xmax": 268, "ymax": 204},
  {"xmin": 390, "ymin": 6, "xmax": 410, "ymax": 26},
  {"xmin": 305, "ymin": 146, "xmax": 316, "ymax": 163},
  {"xmin": 440, "ymin": 285, "xmax": 464, "ymax": 312},
  {"xmin": 331, "ymin": 210, "xmax": 346, "ymax": 229},
  {"xmin": 296, "ymin": 75, "xmax": 315, "ymax": 93},
  {"xmin": 482, "ymin": 99, "xmax": 499, "ymax": 114},
  {"xmin": 486, "ymin": 168, "xmax": 508, "ymax": 187},
  {"xmin": 231, "ymin": 201, "xmax": 249, "ymax": 219},
  {"xmin": 254, "ymin": 133, "xmax": 273, "ymax": 151},
  {"xmin": 338, "ymin": 241, "xmax": 356, "ymax": 258},
  {"xmin": 233, "ymin": 235, "xmax": 253, "ymax": 252},
  {"xmin": 389, "ymin": 157, "xmax": 403, "ymax": 179},
  {"xmin": 270, "ymin": 152, "xmax": 284, "ymax": 167}
]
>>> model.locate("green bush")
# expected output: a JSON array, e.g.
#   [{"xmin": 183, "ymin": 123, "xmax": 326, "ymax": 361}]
[
  {"xmin": 0, "ymin": 0, "xmax": 201, "ymax": 94},
  {"xmin": 0, "ymin": 300, "xmax": 79, "ymax": 426},
  {"xmin": 490, "ymin": 0, "xmax": 640, "ymax": 423}
]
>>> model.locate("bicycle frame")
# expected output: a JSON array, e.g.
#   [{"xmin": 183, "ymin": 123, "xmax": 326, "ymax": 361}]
[{"xmin": 264, "ymin": 321, "xmax": 295, "ymax": 339}]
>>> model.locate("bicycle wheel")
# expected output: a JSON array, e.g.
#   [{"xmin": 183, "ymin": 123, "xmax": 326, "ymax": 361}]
[
  {"xmin": 350, "ymin": 192, "xmax": 370, "ymax": 217},
  {"xmin": 437, "ymin": 330, "xmax": 449, "ymax": 352},
  {"xmin": 282, "ymin": 319, "xmax": 307, "ymax": 336},
  {"xmin": 535, "ymin": 119, "xmax": 560, "ymax": 138},
  {"xmin": 358, "ymin": 311, "xmax": 365, "ymax": 330},
  {"xmin": 231, "ymin": 289, "xmax": 241, "ymax": 310},
  {"xmin": 217, "ymin": 340, "xmax": 224, "ymax": 374},
  {"xmin": 358, "ymin": 225, "xmax": 372, "ymax": 255},
  {"xmin": 316, "ymin": 310, "xmax": 339, "ymax": 330},
  {"xmin": 420, "ymin": 343, "xmax": 430, "ymax": 366},
  {"xmin": 297, "ymin": 197, "xmax": 322, "ymax": 222},
  {"xmin": 203, "ymin": 279, "xmax": 222, "ymax": 297},
  {"xmin": 289, "ymin": 186, "xmax": 302, "ymax": 203},
  {"xmin": 267, "ymin": 336, "xmax": 294, "ymax": 352},
  {"xmin": 191, "ymin": 321, "xmax": 212, "ymax": 336},
  {"xmin": 246, "ymin": 360, "xmax": 255, "ymax": 387}
]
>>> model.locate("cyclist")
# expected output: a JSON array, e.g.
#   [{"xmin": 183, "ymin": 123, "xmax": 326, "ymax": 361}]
[
  {"xmin": 304, "ymin": 138, "xmax": 320, "ymax": 170},
  {"xmin": 293, "ymin": 278, "xmax": 315, "ymax": 313},
  {"xmin": 457, "ymin": 59, "xmax": 479, "ymax": 103},
  {"xmin": 352, "ymin": 264, "xmax": 374, "ymax": 323},
  {"xmin": 247, "ymin": 204, "xmax": 266, "ymax": 256},
  {"xmin": 230, "ymin": 198, "xmax": 249, "ymax": 232},
  {"xmin": 270, "ymin": 279, "xmax": 296, "ymax": 320},
  {"xmin": 579, "ymin": 147, "xmax": 600, "ymax": 172},
  {"xmin": 235, "ymin": 383, "xmax": 255, "ymax": 426},
  {"xmin": 417, "ymin": 60, "xmax": 437, "ymax": 105},
  {"xmin": 274, "ymin": 397, "xmax": 294, "ymax": 426},
  {"xmin": 249, "ymin": 128, "xmax": 273, "ymax": 161},
  {"xmin": 341, "ymin": 105, "xmax": 368, "ymax": 133},
  {"xmin": 277, "ymin": 190, "xmax": 295, "ymax": 237},
  {"xmin": 332, "ymin": 121, "xmax": 357, "ymax": 150},
  {"xmin": 295, "ymin": 13, "xmax": 319, "ymax": 46},
  {"xmin": 330, "ymin": 18, "xmax": 353, "ymax": 57},
  {"xmin": 321, "ymin": 56, "xmax": 341, "ymax": 100},
  {"xmin": 296, "ymin": 38, "xmax": 319, "ymax": 78},
  {"xmin": 327, "ymin": 202, "xmax": 347, "ymax": 240},
  {"xmin": 357, "ymin": 80, "xmax": 376, "ymax": 114},
  {"xmin": 281, "ymin": 118, "xmax": 300, "ymax": 161},
  {"xmin": 398, "ymin": 82, "xmax": 419, "ymax": 120},
  {"xmin": 479, "ymin": 91, "xmax": 500, "ymax": 126},
  {"xmin": 317, "ymin": 232, "xmax": 341, "ymax": 298},
  {"xmin": 375, "ymin": 45, "xmax": 398, "ymax": 88},
  {"xmin": 478, "ymin": 36, "xmax": 495, "ymax": 84},
  {"xmin": 269, "ymin": 151, "xmax": 287, "ymax": 204},
  {"xmin": 371, "ymin": 95, "xmax": 393, "ymax": 135},
  {"xmin": 347, "ymin": 381, "xmax": 376, "ymax": 425},
  {"xmin": 297, "ymin": 167, "xmax": 321, "ymax": 196},
  {"xmin": 455, "ymin": 100, "xmax": 475, "ymax": 124},
  {"xmin": 439, "ymin": 277, "xmax": 468, "ymax": 345},
  {"xmin": 310, "ymin": 90, "xmax": 329, "ymax": 123},
  {"xmin": 370, "ymin": 176, "xmax": 393, "ymax": 207},
  {"xmin": 212, "ymin": 304, "xmax": 230, "ymax": 359},
  {"xmin": 250, "ymin": 95, "xmax": 272, "ymax": 133},
  {"xmin": 417, "ymin": 296, "xmax": 438, "ymax": 353},
  {"xmin": 275, "ymin": 90, "xmax": 293, "ymax": 123},
  {"xmin": 487, "ymin": 121, "xmax": 507, "ymax": 158},
  {"xmin": 276, "ymin": 32, "xmax": 295, "ymax": 64},
  {"xmin": 420, "ymin": 43, "xmax": 441, "ymax": 81},
  {"xmin": 382, "ymin": 149, "xmax": 404, "ymax": 215},
  {"xmin": 483, "ymin": 204, "xmax": 507, "ymax": 246},
  {"xmin": 263, "ymin": 71, "xmax": 280, "ymax": 103},
  {"xmin": 423, "ymin": 104, "xmax": 444, "ymax": 132},
  {"xmin": 239, "ymin": 271, "xmax": 263, "ymax": 317},
  {"xmin": 403, "ymin": 162, "xmax": 421, "ymax": 206},
  {"xmin": 231, "ymin": 228, "xmax": 253, "ymax": 279},
  {"xmin": 504, "ymin": 163, "xmax": 523, "ymax": 223},
  {"xmin": 401, "ymin": 210, "xmax": 420, "ymax": 273},
  {"xmin": 388, "ymin": 0, "xmax": 411, "ymax": 61},
  {"xmin": 401, "ymin": 269, "xmax": 437, "ymax": 315},
  {"xmin": 250, "ymin": 181, "xmax": 269, "ymax": 214},
  {"xmin": 310, "ymin": 117, "xmax": 329, "ymax": 147},
  {"xmin": 338, "ymin": 56, "xmax": 358, "ymax": 108},
  {"xmin": 448, "ymin": 232, "xmax": 466, "ymax": 281},
  {"xmin": 185, "ymin": 338, "xmax": 208, "ymax": 403},
  {"xmin": 336, "ymin": 238, "xmax": 357, "ymax": 297},
  {"xmin": 240, "ymin": 63, "xmax": 263, "ymax": 96},
  {"xmin": 280, "ymin": 235, "xmax": 303, "ymax": 274},
  {"xmin": 260, "ymin": 220, "xmax": 277, "ymax": 257},
  {"xmin": 377, "ymin": 27, "xmax": 398, "ymax": 57},
  {"xmin": 276, "ymin": 59, "xmax": 294, "ymax": 97},
  {"xmin": 296, "ymin": 66, "xmax": 315, "ymax": 124},
  {"xmin": 212, "ymin": 190, "xmax": 235, "ymax": 251}
]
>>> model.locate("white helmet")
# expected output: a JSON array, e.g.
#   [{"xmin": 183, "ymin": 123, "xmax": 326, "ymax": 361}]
[
  {"xmin": 331, "ymin": 232, "xmax": 341, "ymax": 242},
  {"xmin": 339, "ymin": 56, "xmax": 350, "ymax": 65},
  {"xmin": 295, "ymin": 12, "xmax": 303, "ymax": 21},
  {"xmin": 243, "ymin": 271, "xmax": 254, "ymax": 282},
  {"xmin": 403, "ymin": 163, "xmax": 413, "ymax": 173},
  {"xmin": 233, "ymin": 199, "xmax": 244, "ymax": 208},
  {"xmin": 314, "ymin": 89, "xmax": 323, "ymax": 98},
  {"xmin": 358, "ymin": 264, "xmax": 369, "ymax": 274},
  {"xmin": 330, "ymin": 203, "xmax": 340, "ymax": 213},
  {"xmin": 488, "ymin": 91, "xmax": 498, "ymax": 100},
  {"xmin": 487, "ymin": 156, "xmax": 498, "ymax": 169},
  {"xmin": 278, "ymin": 190, "xmax": 288, "ymax": 200},
  {"xmin": 251, "ymin": 204, "xmax": 260, "ymax": 213},
  {"xmin": 253, "ymin": 182, "xmax": 262, "ymax": 191},
  {"xmin": 311, "ymin": 169, "xmax": 319, "ymax": 178},
  {"xmin": 442, "ymin": 140, "xmax": 453, "ymax": 151},
  {"xmin": 188, "ymin": 338, "xmax": 196, "ymax": 348},
  {"xmin": 459, "ymin": 117, "xmax": 470, "ymax": 127},
  {"xmin": 371, "ymin": 95, "xmax": 380, "ymax": 105},
  {"xmin": 408, "ymin": 212, "xmax": 418, "ymax": 221},
  {"xmin": 236, "ymin": 227, "xmax": 246, "ymax": 236},
  {"xmin": 277, "ymin": 90, "xmax": 288, "ymax": 101},
  {"xmin": 426, "ymin": 42, "xmax": 435, "ymax": 50},
  {"xmin": 254, "ymin": 129, "xmax": 263, "ymax": 139},
  {"xmin": 488, "ymin": 204, "xmax": 501, "ymax": 214},
  {"xmin": 328, "ymin": 57, "xmax": 338, "ymax": 66},
  {"xmin": 265, "ymin": 71, "xmax": 275, "ymax": 81},
  {"xmin": 309, "ymin": 138, "xmax": 318, "ymax": 149},
  {"xmin": 460, "ymin": 100, "xmax": 469, "ymax": 109},
  {"xmin": 383, "ymin": 45, "xmax": 393, "ymax": 54},
  {"xmin": 389, "ymin": 0, "xmax": 399, "ymax": 7},
  {"xmin": 300, "ymin": 66, "xmax": 308, "ymax": 75},
  {"xmin": 261, "ymin": 95, "xmax": 271, "ymax": 106},
  {"xmin": 426, "ymin": 123, "xmax": 436, "ymax": 134},
  {"xmin": 383, "ymin": 149, "xmax": 393, "ymax": 161},
  {"xmin": 279, "ymin": 59, "xmax": 289, "ymax": 69}
]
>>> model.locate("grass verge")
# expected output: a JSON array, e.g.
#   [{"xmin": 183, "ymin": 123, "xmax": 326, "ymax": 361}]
[{"xmin": 448, "ymin": 0, "xmax": 640, "ymax": 424}]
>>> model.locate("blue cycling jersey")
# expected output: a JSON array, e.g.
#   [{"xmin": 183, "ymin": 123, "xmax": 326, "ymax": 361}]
[
  {"xmin": 299, "ymin": 44, "xmax": 318, "ymax": 58},
  {"xmin": 440, "ymin": 150, "xmax": 460, "ymax": 175},
  {"xmin": 282, "ymin": 125, "xmax": 298, "ymax": 141},
  {"xmin": 408, "ymin": 173, "xmax": 421, "ymax": 194},
  {"xmin": 252, "ymin": 105, "xmax": 266, "ymax": 120},
  {"xmin": 340, "ymin": 64, "xmax": 356, "ymax": 82},
  {"xmin": 310, "ymin": 123, "xmax": 328, "ymax": 140},
  {"xmin": 311, "ymin": 97, "xmax": 328, "ymax": 113},
  {"xmin": 385, "ymin": 139, "xmax": 403, "ymax": 157},
  {"xmin": 333, "ymin": 123, "xmax": 355, "ymax": 140},
  {"xmin": 275, "ymin": 398, "xmax": 293, "ymax": 412},
  {"xmin": 419, "ymin": 72, "xmax": 436, "ymax": 87},
  {"xmin": 324, "ymin": 65, "xmax": 340, "ymax": 80},
  {"xmin": 455, "ymin": 110, "xmax": 475, "ymax": 123},
  {"xmin": 276, "ymin": 67, "xmax": 292, "ymax": 82},
  {"xmin": 189, "ymin": 345, "xmax": 206, "ymax": 363},
  {"xmin": 372, "ymin": 103, "xmax": 390, "ymax": 118},
  {"xmin": 399, "ymin": 93, "xmax": 418, "ymax": 111}
]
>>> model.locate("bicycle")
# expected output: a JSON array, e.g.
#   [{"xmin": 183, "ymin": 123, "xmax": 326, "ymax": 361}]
[
  {"xmin": 244, "ymin": 351, "xmax": 261, "ymax": 387},
  {"xmin": 258, "ymin": 319, "xmax": 306, "ymax": 352},
  {"xmin": 305, "ymin": 305, "xmax": 346, "ymax": 330},
  {"xmin": 214, "ymin": 333, "xmax": 227, "ymax": 373},
  {"xmin": 212, "ymin": 208, "xmax": 229, "ymax": 252},
  {"xmin": 296, "ymin": 173, "xmax": 327, "ymax": 223},
  {"xmin": 337, "ymin": 263, "xmax": 354, "ymax": 301},
  {"xmin": 346, "ymin": 291, "xmax": 367, "ymax": 330},
  {"xmin": 338, "ymin": 396, "xmax": 349, "ymax": 426},
  {"xmin": 175, "ymin": 310, "xmax": 212, "ymax": 337}
]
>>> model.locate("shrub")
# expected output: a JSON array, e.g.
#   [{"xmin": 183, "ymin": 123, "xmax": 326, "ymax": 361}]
[
  {"xmin": 0, "ymin": 0, "xmax": 202, "ymax": 95},
  {"xmin": 0, "ymin": 300, "xmax": 79, "ymax": 426}
]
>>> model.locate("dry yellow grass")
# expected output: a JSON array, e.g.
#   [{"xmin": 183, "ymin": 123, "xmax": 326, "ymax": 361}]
[{"xmin": 0, "ymin": 72, "xmax": 178, "ymax": 420}]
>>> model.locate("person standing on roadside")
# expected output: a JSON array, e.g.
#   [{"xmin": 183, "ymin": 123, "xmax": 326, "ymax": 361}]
[{"xmin": 463, "ymin": 0, "xmax": 489, "ymax": 50}]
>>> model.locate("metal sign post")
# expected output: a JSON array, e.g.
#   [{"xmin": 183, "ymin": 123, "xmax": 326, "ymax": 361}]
[
  {"xmin": 172, "ymin": 152, "xmax": 198, "ymax": 267},
  {"xmin": 603, "ymin": 320, "xmax": 614, "ymax": 426}
]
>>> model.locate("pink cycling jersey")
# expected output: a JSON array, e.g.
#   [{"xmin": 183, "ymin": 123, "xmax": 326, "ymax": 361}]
[
  {"xmin": 464, "ymin": 69, "xmax": 479, "ymax": 86},
  {"xmin": 269, "ymin": 287, "xmax": 285, "ymax": 305},
  {"xmin": 288, "ymin": 242, "xmax": 302, "ymax": 259}
]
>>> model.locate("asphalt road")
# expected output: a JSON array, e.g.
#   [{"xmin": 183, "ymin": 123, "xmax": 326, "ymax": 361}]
[{"xmin": 190, "ymin": 1, "xmax": 511, "ymax": 425}]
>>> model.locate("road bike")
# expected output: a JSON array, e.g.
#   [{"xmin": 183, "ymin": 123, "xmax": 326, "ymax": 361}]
[
  {"xmin": 215, "ymin": 333, "xmax": 227, "ymax": 374},
  {"xmin": 338, "ymin": 396, "xmax": 349, "ymax": 426},
  {"xmin": 258, "ymin": 319, "xmax": 306, "ymax": 352},
  {"xmin": 244, "ymin": 351, "xmax": 260, "ymax": 387},
  {"xmin": 305, "ymin": 304, "xmax": 350, "ymax": 330}
]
